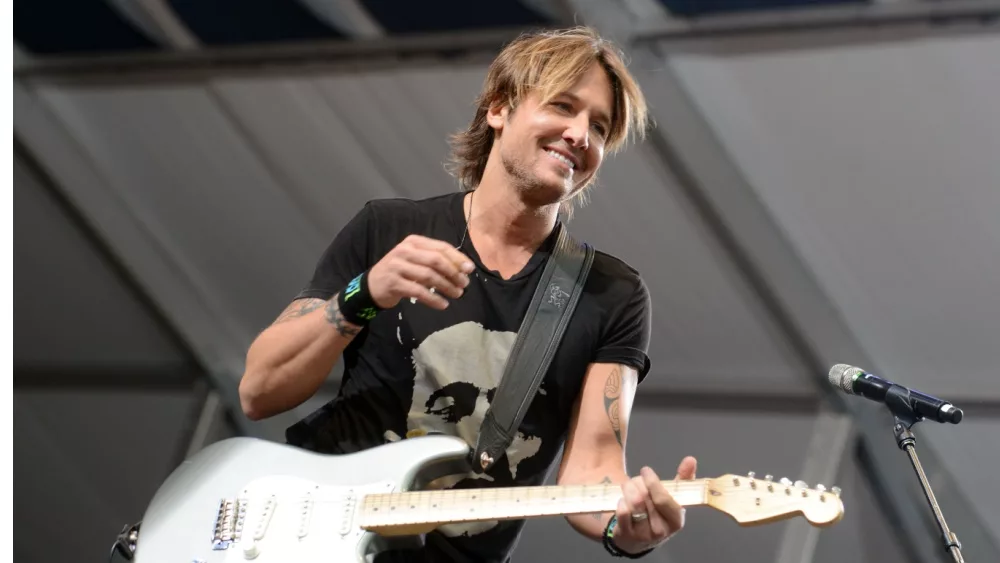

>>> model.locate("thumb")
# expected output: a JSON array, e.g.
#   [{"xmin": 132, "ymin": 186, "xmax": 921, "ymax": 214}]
[{"xmin": 676, "ymin": 456, "xmax": 698, "ymax": 480}]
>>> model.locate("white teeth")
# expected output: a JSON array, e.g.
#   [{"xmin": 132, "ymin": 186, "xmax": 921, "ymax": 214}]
[{"xmin": 546, "ymin": 150, "xmax": 575, "ymax": 169}]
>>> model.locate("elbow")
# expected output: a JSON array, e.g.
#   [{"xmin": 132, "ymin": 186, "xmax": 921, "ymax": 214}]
[{"xmin": 238, "ymin": 370, "xmax": 272, "ymax": 421}]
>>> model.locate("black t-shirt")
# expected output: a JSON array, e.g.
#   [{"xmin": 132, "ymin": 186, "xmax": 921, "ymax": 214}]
[{"xmin": 286, "ymin": 192, "xmax": 651, "ymax": 562}]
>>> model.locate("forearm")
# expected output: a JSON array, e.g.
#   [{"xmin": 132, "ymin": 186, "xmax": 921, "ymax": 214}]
[
  {"xmin": 561, "ymin": 465, "xmax": 630, "ymax": 542},
  {"xmin": 240, "ymin": 297, "xmax": 360, "ymax": 420},
  {"xmin": 558, "ymin": 363, "xmax": 639, "ymax": 542}
]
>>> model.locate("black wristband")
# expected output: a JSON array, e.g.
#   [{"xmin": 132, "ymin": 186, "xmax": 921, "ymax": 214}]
[
  {"xmin": 337, "ymin": 271, "xmax": 383, "ymax": 325},
  {"xmin": 602, "ymin": 515, "xmax": 655, "ymax": 559}
]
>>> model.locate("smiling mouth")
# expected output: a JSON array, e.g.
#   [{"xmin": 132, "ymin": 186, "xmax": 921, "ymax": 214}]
[{"xmin": 545, "ymin": 149, "xmax": 576, "ymax": 171}]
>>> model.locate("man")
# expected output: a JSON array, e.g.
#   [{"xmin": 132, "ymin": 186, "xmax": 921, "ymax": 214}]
[{"xmin": 239, "ymin": 27, "xmax": 697, "ymax": 562}]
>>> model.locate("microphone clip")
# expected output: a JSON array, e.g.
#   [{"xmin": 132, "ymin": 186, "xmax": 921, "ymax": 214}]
[{"xmin": 884, "ymin": 384, "xmax": 922, "ymax": 434}]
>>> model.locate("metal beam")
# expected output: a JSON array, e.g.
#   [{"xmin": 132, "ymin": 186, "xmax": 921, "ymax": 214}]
[
  {"xmin": 632, "ymin": 41, "xmax": 996, "ymax": 563},
  {"xmin": 775, "ymin": 409, "xmax": 854, "ymax": 563},
  {"xmin": 562, "ymin": 2, "xmax": 1000, "ymax": 562},
  {"xmin": 106, "ymin": 0, "xmax": 201, "ymax": 50},
  {"xmin": 631, "ymin": 0, "xmax": 1000, "ymax": 43},
  {"xmin": 13, "ymin": 26, "xmax": 533, "ymax": 80},
  {"xmin": 13, "ymin": 81, "xmax": 256, "ymax": 437},
  {"xmin": 182, "ymin": 389, "xmax": 227, "ymax": 458}
]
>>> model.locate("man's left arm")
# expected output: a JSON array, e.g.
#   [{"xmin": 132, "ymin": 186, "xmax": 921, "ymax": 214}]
[{"xmin": 556, "ymin": 362, "xmax": 697, "ymax": 554}]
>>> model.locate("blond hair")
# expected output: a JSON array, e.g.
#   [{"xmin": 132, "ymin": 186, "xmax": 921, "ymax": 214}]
[{"xmin": 448, "ymin": 27, "xmax": 648, "ymax": 212}]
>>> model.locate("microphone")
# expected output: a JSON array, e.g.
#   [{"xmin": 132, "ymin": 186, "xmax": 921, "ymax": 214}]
[{"xmin": 828, "ymin": 364, "xmax": 963, "ymax": 424}]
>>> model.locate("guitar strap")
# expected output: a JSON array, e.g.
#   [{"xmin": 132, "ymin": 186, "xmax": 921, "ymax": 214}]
[{"xmin": 472, "ymin": 224, "xmax": 595, "ymax": 473}]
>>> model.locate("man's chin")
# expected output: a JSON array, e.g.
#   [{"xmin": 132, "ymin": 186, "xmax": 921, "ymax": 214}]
[{"xmin": 519, "ymin": 182, "xmax": 573, "ymax": 207}]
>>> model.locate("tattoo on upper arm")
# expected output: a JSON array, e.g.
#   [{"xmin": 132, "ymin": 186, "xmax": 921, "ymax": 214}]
[
  {"xmin": 604, "ymin": 367, "xmax": 623, "ymax": 446},
  {"xmin": 324, "ymin": 295, "xmax": 362, "ymax": 338},
  {"xmin": 273, "ymin": 298, "xmax": 325, "ymax": 324}
]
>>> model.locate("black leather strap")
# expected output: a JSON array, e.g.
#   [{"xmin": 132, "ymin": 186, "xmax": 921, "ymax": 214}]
[{"xmin": 473, "ymin": 225, "xmax": 594, "ymax": 472}]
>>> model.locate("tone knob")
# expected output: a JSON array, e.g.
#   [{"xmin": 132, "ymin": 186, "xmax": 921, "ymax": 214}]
[{"xmin": 243, "ymin": 541, "xmax": 260, "ymax": 560}]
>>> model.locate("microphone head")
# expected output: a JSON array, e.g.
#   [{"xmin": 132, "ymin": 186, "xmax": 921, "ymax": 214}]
[{"xmin": 828, "ymin": 364, "xmax": 864, "ymax": 394}]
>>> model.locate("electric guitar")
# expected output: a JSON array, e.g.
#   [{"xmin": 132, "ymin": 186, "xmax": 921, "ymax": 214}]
[{"xmin": 131, "ymin": 435, "xmax": 844, "ymax": 562}]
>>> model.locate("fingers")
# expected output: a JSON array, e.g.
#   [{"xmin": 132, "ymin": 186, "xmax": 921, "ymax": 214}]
[
  {"xmin": 394, "ymin": 279, "xmax": 450, "ymax": 310},
  {"xmin": 370, "ymin": 235, "xmax": 476, "ymax": 309},
  {"xmin": 400, "ymin": 239, "xmax": 473, "ymax": 293},
  {"xmin": 642, "ymin": 467, "xmax": 686, "ymax": 534},
  {"xmin": 619, "ymin": 478, "xmax": 654, "ymax": 540},
  {"xmin": 408, "ymin": 236, "xmax": 475, "ymax": 274},
  {"xmin": 615, "ymin": 497, "xmax": 636, "ymax": 537},
  {"xmin": 394, "ymin": 261, "xmax": 466, "ymax": 300},
  {"xmin": 676, "ymin": 456, "xmax": 698, "ymax": 480}
]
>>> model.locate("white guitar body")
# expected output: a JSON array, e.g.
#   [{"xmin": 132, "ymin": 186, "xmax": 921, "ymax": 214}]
[
  {"xmin": 134, "ymin": 435, "xmax": 472, "ymax": 563},
  {"xmin": 133, "ymin": 435, "xmax": 844, "ymax": 563}
]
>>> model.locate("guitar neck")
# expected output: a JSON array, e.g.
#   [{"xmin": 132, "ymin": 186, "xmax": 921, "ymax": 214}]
[{"xmin": 360, "ymin": 480, "xmax": 709, "ymax": 536}]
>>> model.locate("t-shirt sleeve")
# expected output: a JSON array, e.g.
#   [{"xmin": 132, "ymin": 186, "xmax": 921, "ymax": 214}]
[
  {"xmin": 593, "ymin": 276, "xmax": 652, "ymax": 382},
  {"xmin": 295, "ymin": 203, "xmax": 377, "ymax": 301}
]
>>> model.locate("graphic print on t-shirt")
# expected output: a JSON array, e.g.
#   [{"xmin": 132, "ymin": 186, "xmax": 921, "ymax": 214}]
[{"xmin": 382, "ymin": 321, "xmax": 544, "ymax": 537}]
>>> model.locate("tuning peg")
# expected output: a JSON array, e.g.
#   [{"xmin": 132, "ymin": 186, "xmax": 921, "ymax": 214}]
[
  {"xmin": 765, "ymin": 475, "xmax": 774, "ymax": 482},
  {"xmin": 815, "ymin": 484, "xmax": 826, "ymax": 493},
  {"xmin": 831, "ymin": 486, "xmax": 842, "ymax": 497},
  {"xmin": 747, "ymin": 471, "xmax": 755, "ymax": 479},
  {"xmin": 794, "ymin": 480, "xmax": 808, "ymax": 489}
]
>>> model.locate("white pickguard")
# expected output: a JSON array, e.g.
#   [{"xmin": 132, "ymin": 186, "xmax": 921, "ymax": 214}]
[{"xmin": 223, "ymin": 477, "xmax": 393, "ymax": 563}]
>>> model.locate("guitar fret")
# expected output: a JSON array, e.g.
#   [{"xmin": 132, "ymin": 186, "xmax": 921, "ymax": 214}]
[{"xmin": 360, "ymin": 481, "xmax": 708, "ymax": 529}]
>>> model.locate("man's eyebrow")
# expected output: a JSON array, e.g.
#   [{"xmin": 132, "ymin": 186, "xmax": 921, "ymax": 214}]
[{"xmin": 559, "ymin": 92, "xmax": 612, "ymax": 128}]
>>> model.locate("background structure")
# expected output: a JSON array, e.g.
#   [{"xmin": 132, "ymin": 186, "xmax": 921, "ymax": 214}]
[{"xmin": 13, "ymin": 1, "xmax": 1000, "ymax": 561}]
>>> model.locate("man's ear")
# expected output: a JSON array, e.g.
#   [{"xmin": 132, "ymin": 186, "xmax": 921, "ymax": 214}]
[{"xmin": 486, "ymin": 101, "xmax": 509, "ymax": 132}]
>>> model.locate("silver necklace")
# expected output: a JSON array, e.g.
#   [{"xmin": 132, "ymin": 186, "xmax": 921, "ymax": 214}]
[{"xmin": 456, "ymin": 189, "xmax": 474, "ymax": 250}]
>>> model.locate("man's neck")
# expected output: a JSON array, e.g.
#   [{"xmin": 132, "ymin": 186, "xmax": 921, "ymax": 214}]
[{"xmin": 466, "ymin": 177, "xmax": 559, "ymax": 254}]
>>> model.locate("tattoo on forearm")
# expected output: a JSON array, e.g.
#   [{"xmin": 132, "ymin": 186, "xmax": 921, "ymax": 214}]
[
  {"xmin": 591, "ymin": 476, "xmax": 614, "ymax": 520},
  {"xmin": 273, "ymin": 298, "xmax": 325, "ymax": 324},
  {"xmin": 325, "ymin": 295, "xmax": 361, "ymax": 338},
  {"xmin": 604, "ymin": 368, "xmax": 623, "ymax": 446}
]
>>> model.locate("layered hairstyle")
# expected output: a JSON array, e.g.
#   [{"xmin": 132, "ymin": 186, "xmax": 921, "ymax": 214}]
[{"xmin": 448, "ymin": 27, "xmax": 649, "ymax": 214}]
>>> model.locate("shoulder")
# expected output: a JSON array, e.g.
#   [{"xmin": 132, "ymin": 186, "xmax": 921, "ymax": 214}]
[
  {"xmin": 585, "ymin": 247, "xmax": 650, "ymax": 305},
  {"xmin": 363, "ymin": 192, "xmax": 461, "ymax": 223}
]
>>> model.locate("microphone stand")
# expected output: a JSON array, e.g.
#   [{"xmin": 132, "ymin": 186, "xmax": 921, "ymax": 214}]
[{"xmin": 885, "ymin": 386, "xmax": 965, "ymax": 563}]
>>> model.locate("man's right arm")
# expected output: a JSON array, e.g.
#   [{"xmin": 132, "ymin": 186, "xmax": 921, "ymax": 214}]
[
  {"xmin": 238, "ymin": 234, "xmax": 474, "ymax": 421},
  {"xmin": 239, "ymin": 295, "xmax": 363, "ymax": 420}
]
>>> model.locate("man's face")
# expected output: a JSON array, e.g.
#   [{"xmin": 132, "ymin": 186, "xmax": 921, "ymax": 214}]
[{"xmin": 488, "ymin": 62, "xmax": 614, "ymax": 206}]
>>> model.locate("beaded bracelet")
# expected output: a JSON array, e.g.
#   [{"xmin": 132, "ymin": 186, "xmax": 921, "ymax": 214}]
[{"xmin": 602, "ymin": 515, "xmax": 655, "ymax": 559}]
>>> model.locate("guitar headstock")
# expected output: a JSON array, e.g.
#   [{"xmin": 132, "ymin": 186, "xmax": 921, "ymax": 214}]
[{"xmin": 706, "ymin": 473, "xmax": 844, "ymax": 527}]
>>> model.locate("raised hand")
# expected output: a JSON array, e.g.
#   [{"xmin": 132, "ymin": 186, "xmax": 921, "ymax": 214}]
[{"xmin": 367, "ymin": 235, "xmax": 475, "ymax": 310}]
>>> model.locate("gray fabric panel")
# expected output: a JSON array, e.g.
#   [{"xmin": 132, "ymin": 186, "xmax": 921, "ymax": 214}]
[
  {"xmin": 14, "ymin": 151, "xmax": 189, "ymax": 370},
  {"xmin": 669, "ymin": 33, "xmax": 1000, "ymax": 400},
  {"xmin": 13, "ymin": 388, "xmax": 198, "ymax": 563}
]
